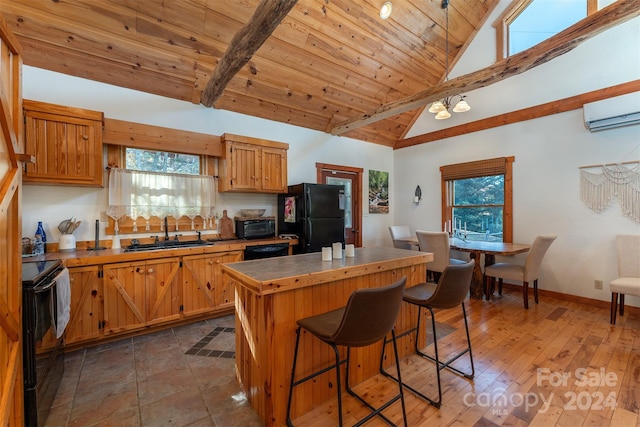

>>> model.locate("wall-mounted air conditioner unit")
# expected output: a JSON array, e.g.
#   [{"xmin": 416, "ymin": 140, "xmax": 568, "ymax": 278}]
[{"xmin": 583, "ymin": 92, "xmax": 640, "ymax": 132}]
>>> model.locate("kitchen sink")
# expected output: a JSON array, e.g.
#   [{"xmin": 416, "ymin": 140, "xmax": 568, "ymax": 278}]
[{"xmin": 124, "ymin": 239, "xmax": 210, "ymax": 252}]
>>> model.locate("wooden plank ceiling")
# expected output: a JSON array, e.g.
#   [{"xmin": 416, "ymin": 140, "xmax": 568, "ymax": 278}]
[{"xmin": 0, "ymin": 0, "xmax": 498, "ymax": 147}]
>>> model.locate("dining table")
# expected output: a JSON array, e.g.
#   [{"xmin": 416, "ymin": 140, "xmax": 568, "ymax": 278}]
[{"xmin": 395, "ymin": 236, "xmax": 531, "ymax": 299}]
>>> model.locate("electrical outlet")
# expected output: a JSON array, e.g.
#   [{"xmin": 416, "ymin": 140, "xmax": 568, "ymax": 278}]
[{"xmin": 594, "ymin": 279, "xmax": 603, "ymax": 290}]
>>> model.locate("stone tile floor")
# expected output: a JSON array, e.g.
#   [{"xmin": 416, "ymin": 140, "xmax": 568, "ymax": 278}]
[{"xmin": 44, "ymin": 315, "xmax": 263, "ymax": 426}]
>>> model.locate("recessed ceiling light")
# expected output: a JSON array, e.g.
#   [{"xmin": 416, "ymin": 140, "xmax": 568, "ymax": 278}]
[{"xmin": 380, "ymin": 2, "xmax": 393, "ymax": 20}]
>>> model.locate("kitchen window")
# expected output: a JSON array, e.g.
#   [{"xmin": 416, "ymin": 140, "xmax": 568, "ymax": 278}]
[
  {"xmin": 105, "ymin": 146, "xmax": 216, "ymax": 235},
  {"xmin": 125, "ymin": 148, "xmax": 200, "ymax": 175},
  {"xmin": 441, "ymin": 157, "xmax": 514, "ymax": 243}
]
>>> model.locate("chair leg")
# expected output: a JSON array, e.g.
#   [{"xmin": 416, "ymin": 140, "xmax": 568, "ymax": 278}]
[
  {"xmin": 523, "ymin": 281, "xmax": 529, "ymax": 309},
  {"xmin": 533, "ymin": 279, "xmax": 539, "ymax": 304},
  {"xmin": 484, "ymin": 275, "xmax": 492, "ymax": 301},
  {"xmin": 498, "ymin": 279, "xmax": 503, "ymax": 295},
  {"xmin": 620, "ymin": 294, "xmax": 625, "ymax": 316},
  {"xmin": 350, "ymin": 331, "xmax": 407, "ymax": 427},
  {"xmin": 286, "ymin": 327, "xmax": 302, "ymax": 427},
  {"xmin": 287, "ymin": 328, "xmax": 347, "ymax": 426},
  {"xmin": 381, "ymin": 304, "xmax": 474, "ymax": 409},
  {"xmin": 611, "ymin": 292, "xmax": 618, "ymax": 324},
  {"xmin": 331, "ymin": 344, "xmax": 343, "ymax": 427}
]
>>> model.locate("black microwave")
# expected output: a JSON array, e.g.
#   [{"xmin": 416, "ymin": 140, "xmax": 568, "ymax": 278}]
[{"xmin": 235, "ymin": 218, "xmax": 276, "ymax": 239}]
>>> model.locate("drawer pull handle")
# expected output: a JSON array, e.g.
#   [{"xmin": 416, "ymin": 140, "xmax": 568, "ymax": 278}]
[{"xmin": 147, "ymin": 268, "xmax": 154, "ymax": 274}]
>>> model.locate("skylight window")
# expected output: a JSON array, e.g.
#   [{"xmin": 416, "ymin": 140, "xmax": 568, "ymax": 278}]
[{"xmin": 508, "ymin": 0, "xmax": 586, "ymax": 56}]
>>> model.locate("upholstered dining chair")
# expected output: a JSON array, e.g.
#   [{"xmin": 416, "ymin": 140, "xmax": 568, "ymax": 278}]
[
  {"xmin": 381, "ymin": 260, "xmax": 475, "ymax": 408},
  {"xmin": 389, "ymin": 225, "xmax": 414, "ymax": 250},
  {"xmin": 610, "ymin": 234, "xmax": 640, "ymax": 324},
  {"xmin": 286, "ymin": 277, "xmax": 408, "ymax": 427},
  {"xmin": 415, "ymin": 230, "xmax": 467, "ymax": 282},
  {"xmin": 484, "ymin": 234, "xmax": 557, "ymax": 309}
]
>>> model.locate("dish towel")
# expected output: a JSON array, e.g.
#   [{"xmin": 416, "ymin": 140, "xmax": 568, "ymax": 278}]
[{"xmin": 54, "ymin": 268, "xmax": 71, "ymax": 339}]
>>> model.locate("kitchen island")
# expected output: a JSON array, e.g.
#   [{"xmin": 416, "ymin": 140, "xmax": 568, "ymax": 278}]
[{"xmin": 222, "ymin": 246, "xmax": 432, "ymax": 427}]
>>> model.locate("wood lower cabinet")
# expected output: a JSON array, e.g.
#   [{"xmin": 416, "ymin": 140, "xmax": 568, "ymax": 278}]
[
  {"xmin": 102, "ymin": 257, "xmax": 181, "ymax": 335},
  {"xmin": 65, "ymin": 266, "xmax": 102, "ymax": 345},
  {"xmin": 182, "ymin": 251, "xmax": 243, "ymax": 317}
]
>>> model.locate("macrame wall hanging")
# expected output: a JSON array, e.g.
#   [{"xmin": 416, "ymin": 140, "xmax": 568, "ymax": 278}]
[{"xmin": 579, "ymin": 160, "xmax": 640, "ymax": 223}]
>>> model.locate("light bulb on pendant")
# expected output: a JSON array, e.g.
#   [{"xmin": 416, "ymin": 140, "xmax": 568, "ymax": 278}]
[
  {"xmin": 453, "ymin": 97, "xmax": 470, "ymax": 113},
  {"xmin": 380, "ymin": 2, "xmax": 393, "ymax": 19},
  {"xmin": 428, "ymin": 100, "xmax": 445, "ymax": 113},
  {"xmin": 435, "ymin": 109, "xmax": 451, "ymax": 120}
]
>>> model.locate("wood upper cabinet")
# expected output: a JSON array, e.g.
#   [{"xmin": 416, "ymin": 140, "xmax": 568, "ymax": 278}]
[
  {"xmin": 23, "ymin": 99, "xmax": 104, "ymax": 186},
  {"xmin": 102, "ymin": 257, "xmax": 181, "ymax": 335},
  {"xmin": 65, "ymin": 266, "xmax": 102, "ymax": 345},
  {"xmin": 182, "ymin": 251, "xmax": 243, "ymax": 317},
  {"xmin": 218, "ymin": 133, "xmax": 288, "ymax": 193}
]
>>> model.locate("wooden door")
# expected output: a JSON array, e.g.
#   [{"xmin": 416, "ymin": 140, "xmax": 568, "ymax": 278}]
[
  {"xmin": 211, "ymin": 251, "xmax": 243, "ymax": 307},
  {"xmin": 228, "ymin": 142, "xmax": 260, "ymax": 191},
  {"xmin": 0, "ymin": 17, "xmax": 24, "ymax": 425},
  {"xmin": 102, "ymin": 261, "xmax": 147, "ymax": 335},
  {"xmin": 182, "ymin": 251, "xmax": 243, "ymax": 316},
  {"xmin": 261, "ymin": 147, "xmax": 287, "ymax": 192},
  {"xmin": 145, "ymin": 258, "xmax": 181, "ymax": 326},
  {"xmin": 23, "ymin": 100, "xmax": 103, "ymax": 186},
  {"xmin": 317, "ymin": 163, "xmax": 363, "ymax": 247},
  {"xmin": 65, "ymin": 266, "xmax": 102, "ymax": 345}
]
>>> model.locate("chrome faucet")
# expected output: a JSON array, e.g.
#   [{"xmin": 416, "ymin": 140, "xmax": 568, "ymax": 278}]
[{"xmin": 164, "ymin": 217, "xmax": 170, "ymax": 241}]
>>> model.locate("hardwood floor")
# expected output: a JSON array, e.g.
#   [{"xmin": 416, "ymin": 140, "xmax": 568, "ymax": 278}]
[
  {"xmin": 292, "ymin": 289, "xmax": 640, "ymax": 427},
  {"xmin": 45, "ymin": 288, "xmax": 639, "ymax": 426}
]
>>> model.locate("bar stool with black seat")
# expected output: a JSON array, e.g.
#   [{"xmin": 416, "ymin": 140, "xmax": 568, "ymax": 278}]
[
  {"xmin": 286, "ymin": 277, "xmax": 408, "ymax": 427},
  {"xmin": 381, "ymin": 261, "xmax": 474, "ymax": 408}
]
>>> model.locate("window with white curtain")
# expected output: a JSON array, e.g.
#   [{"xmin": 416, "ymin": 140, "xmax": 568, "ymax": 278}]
[{"xmin": 107, "ymin": 168, "xmax": 216, "ymax": 232}]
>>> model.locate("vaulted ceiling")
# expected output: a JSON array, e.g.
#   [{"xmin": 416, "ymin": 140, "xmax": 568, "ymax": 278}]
[{"xmin": 0, "ymin": 0, "xmax": 499, "ymax": 147}]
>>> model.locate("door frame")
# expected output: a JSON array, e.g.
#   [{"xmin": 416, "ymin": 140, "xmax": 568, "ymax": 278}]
[{"xmin": 316, "ymin": 163, "xmax": 363, "ymax": 247}]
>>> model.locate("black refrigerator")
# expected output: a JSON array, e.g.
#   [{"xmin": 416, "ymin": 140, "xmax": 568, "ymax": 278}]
[{"xmin": 278, "ymin": 183, "xmax": 345, "ymax": 254}]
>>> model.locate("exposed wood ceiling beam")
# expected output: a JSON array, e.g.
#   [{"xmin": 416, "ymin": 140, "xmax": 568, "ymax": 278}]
[
  {"xmin": 396, "ymin": 80, "xmax": 640, "ymax": 149},
  {"xmin": 200, "ymin": 0, "xmax": 298, "ymax": 107},
  {"xmin": 331, "ymin": 0, "xmax": 640, "ymax": 135}
]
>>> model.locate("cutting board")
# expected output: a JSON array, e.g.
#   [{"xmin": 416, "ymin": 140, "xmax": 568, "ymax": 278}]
[{"xmin": 219, "ymin": 210, "xmax": 234, "ymax": 239}]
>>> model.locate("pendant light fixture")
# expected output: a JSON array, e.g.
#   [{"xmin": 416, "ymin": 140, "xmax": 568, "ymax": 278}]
[{"xmin": 428, "ymin": 0, "xmax": 470, "ymax": 120}]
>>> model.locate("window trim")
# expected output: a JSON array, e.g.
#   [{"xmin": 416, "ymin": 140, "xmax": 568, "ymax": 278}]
[
  {"xmin": 440, "ymin": 156, "xmax": 515, "ymax": 242},
  {"xmin": 493, "ymin": 0, "xmax": 598, "ymax": 61}
]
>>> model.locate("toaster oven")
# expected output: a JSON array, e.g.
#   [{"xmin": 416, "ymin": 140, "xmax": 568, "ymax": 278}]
[{"xmin": 235, "ymin": 217, "xmax": 276, "ymax": 239}]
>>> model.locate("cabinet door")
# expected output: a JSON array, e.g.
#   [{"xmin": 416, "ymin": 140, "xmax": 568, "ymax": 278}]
[
  {"xmin": 226, "ymin": 142, "xmax": 261, "ymax": 191},
  {"xmin": 145, "ymin": 258, "xmax": 181, "ymax": 326},
  {"xmin": 23, "ymin": 104, "xmax": 103, "ymax": 186},
  {"xmin": 261, "ymin": 147, "xmax": 287, "ymax": 192},
  {"xmin": 65, "ymin": 266, "xmax": 102, "ymax": 345},
  {"xmin": 182, "ymin": 251, "xmax": 243, "ymax": 316},
  {"xmin": 103, "ymin": 261, "xmax": 148, "ymax": 335}
]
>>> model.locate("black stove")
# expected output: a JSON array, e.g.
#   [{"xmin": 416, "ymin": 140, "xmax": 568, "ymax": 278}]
[
  {"xmin": 22, "ymin": 260, "xmax": 63, "ymax": 288},
  {"xmin": 22, "ymin": 259, "xmax": 65, "ymax": 427}
]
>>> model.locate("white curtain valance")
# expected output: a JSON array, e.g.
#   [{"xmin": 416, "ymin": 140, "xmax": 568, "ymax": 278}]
[{"xmin": 107, "ymin": 168, "xmax": 216, "ymax": 230}]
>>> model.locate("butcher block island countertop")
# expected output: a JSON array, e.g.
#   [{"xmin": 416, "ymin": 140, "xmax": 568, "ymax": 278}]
[{"xmin": 222, "ymin": 246, "xmax": 433, "ymax": 427}]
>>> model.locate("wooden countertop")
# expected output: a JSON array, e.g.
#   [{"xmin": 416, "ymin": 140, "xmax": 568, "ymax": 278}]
[
  {"xmin": 22, "ymin": 237, "xmax": 297, "ymax": 268},
  {"xmin": 222, "ymin": 246, "xmax": 432, "ymax": 296}
]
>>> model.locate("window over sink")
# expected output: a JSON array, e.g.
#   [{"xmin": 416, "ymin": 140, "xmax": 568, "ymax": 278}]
[{"xmin": 106, "ymin": 145, "xmax": 217, "ymax": 236}]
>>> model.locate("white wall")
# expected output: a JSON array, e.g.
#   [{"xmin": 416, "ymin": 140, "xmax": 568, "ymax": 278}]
[
  {"xmin": 397, "ymin": 4, "xmax": 640, "ymax": 306},
  {"xmin": 21, "ymin": 68, "xmax": 395, "ymax": 249}
]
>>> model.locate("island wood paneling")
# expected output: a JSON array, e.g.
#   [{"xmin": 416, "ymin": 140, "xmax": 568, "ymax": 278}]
[{"xmin": 228, "ymin": 248, "xmax": 431, "ymax": 426}]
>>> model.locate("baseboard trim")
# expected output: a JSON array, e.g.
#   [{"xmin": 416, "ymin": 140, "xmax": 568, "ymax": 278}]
[{"xmin": 500, "ymin": 283, "xmax": 640, "ymax": 315}]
